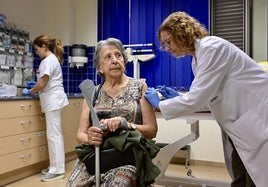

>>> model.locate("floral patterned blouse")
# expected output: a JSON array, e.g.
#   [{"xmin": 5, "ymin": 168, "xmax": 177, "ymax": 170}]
[{"xmin": 93, "ymin": 78, "xmax": 145, "ymax": 125}]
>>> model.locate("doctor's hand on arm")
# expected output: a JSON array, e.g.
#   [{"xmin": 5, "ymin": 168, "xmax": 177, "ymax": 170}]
[
  {"xmin": 157, "ymin": 85, "xmax": 179, "ymax": 99},
  {"xmin": 144, "ymin": 87, "xmax": 161, "ymax": 111}
]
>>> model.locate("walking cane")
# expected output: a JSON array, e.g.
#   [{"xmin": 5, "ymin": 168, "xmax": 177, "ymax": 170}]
[{"xmin": 79, "ymin": 79, "xmax": 104, "ymax": 187}]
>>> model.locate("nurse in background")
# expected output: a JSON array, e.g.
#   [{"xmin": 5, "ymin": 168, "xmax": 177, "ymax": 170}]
[
  {"xmin": 29, "ymin": 35, "xmax": 69, "ymax": 182},
  {"xmin": 145, "ymin": 11, "xmax": 268, "ymax": 187}
]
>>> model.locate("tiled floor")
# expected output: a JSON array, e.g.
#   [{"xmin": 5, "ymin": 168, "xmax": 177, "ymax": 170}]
[
  {"xmin": 154, "ymin": 163, "xmax": 231, "ymax": 187},
  {"xmin": 4, "ymin": 159, "xmax": 231, "ymax": 187}
]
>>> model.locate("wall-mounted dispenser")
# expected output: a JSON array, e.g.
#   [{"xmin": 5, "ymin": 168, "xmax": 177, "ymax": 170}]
[{"xmin": 69, "ymin": 44, "xmax": 88, "ymax": 68}]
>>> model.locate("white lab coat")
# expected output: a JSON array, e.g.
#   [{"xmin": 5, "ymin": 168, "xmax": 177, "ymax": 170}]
[
  {"xmin": 38, "ymin": 54, "xmax": 68, "ymax": 112},
  {"xmin": 37, "ymin": 54, "xmax": 68, "ymax": 174},
  {"xmin": 159, "ymin": 36, "xmax": 268, "ymax": 187}
]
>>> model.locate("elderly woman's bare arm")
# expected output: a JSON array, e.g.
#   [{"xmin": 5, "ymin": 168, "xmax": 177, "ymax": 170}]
[
  {"xmin": 76, "ymin": 99, "xmax": 91, "ymax": 144},
  {"xmin": 136, "ymin": 83, "xmax": 158, "ymax": 139}
]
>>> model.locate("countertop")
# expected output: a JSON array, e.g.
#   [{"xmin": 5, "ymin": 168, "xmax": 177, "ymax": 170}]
[{"xmin": 0, "ymin": 93, "xmax": 84, "ymax": 101}]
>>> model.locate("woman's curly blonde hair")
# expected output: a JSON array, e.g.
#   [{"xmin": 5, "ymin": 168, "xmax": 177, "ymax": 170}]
[{"xmin": 158, "ymin": 11, "xmax": 208, "ymax": 52}]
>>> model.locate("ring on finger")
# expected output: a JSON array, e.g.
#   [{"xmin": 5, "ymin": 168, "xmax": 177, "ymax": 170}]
[{"xmin": 92, "ymin": 136, "xmax": 95, "ymax": 141}]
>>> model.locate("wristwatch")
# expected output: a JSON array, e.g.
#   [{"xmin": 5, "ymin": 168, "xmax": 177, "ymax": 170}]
[{"xmin": 130, "ymin": 123, "xmax": 137, "ymax": 130}]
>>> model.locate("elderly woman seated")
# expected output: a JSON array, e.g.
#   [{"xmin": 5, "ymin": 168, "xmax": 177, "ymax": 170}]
[{"xmin": 67, "ymin": 38, "xmax": 160, "ymax": 187}]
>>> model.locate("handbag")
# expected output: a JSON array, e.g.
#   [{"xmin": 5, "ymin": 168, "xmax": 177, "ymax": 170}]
[
  {"xmin": 84, "ymin": 146, "xmax": 136, "ymax": 175},
  {"xmin": 75, "ymin": 129, "xmax": 136, "ymax": 175}
]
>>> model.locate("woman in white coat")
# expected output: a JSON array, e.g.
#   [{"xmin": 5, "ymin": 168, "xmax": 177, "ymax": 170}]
[
  {"xmin": 145, "ymin": 11, "xmax": 268, "ymax": 187},
  {"xmin": 29, "ymin": 35, "xmax": 69, "ymax": 182}
]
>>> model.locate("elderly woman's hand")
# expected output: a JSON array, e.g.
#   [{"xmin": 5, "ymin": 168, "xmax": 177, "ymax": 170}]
[
  {"xmin": 100, "ymin": 117, "xmax": 122, "ymax": 132},
  {"xmin": 87, "ymin": 126, "xmax": 104, "ymax": 146}
]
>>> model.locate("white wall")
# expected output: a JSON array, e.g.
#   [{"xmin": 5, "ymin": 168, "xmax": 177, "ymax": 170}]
[
  {"xmin": 252, "ymin": 0, "xmax": 267, "ymax": 61},
  {"xmin": 72, "ymin": 0, "xmax": 97, "ymax": 45},
  {"xmin": 0, "ymin": 0, "xmax": 97, "ymax": 46}
]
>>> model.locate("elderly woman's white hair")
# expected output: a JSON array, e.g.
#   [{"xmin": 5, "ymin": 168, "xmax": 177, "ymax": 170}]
[{"xmin": 93, "ymin": 38, "xmax": 128, "ymax": 77}]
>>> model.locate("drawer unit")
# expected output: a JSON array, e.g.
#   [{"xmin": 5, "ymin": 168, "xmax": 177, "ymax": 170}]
[
  {"xmin": 0, "ymin": 115, "xmax": 46, "ymax": 137},
  {"xmin": 0, "ymin": 145, "xmax": 49, "ymax": 174},
  {"xmin": 0, "ymin": 99, "xmax": 47, "ymax": 177},
  {"xmin": 0, "ymin": 98, "xmax": 83, "ymax": 185},
  {"xmin": 0, "ymin": 130, "xmax": 46, "ymax": 156},
  {"xmin": 0, "ymin": 100, "xmax": 42, "ymax": 119}
]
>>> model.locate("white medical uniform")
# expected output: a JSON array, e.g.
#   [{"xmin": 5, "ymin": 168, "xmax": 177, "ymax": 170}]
[
  {"xmin": 159, "ymin": 36, "xmax": 268, "ymax": 187},
  {"xmin": 37, "ymin": 54, "xmax": 69, "ymax": 174}
]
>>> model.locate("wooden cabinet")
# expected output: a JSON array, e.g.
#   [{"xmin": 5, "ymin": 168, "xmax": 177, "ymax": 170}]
[
  {"xmin": 0, "ymin": 99, "xmax": 48, "ymax": 178},
  {"xmin": 62, "ymin": 98, "xmax": 83, "ymax": 153},
  {"xmin": 0, "ymin": 97, "xmax": 83, "ymax": 185}
]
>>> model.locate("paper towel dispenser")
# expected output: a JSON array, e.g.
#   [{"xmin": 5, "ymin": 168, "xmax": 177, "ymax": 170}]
[{"xmin": 69, "ymin": 44, "xmax": 88, "ymax": 68}]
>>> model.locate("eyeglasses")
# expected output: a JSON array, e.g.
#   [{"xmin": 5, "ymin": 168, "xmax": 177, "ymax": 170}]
[{"xmin": 160, "ymin": 36, "xmax": 173, "ymax": 50}]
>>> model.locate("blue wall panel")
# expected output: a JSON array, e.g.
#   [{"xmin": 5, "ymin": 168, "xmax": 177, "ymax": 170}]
[{"xmin": 99, "ymin": 0, "xmax": 209, "ymax": 90}]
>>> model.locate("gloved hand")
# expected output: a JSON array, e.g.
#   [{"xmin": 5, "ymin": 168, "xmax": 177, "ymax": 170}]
[
  {"xmin": 144, "ymin": 87, "xmax": 160, "ymax": 108},
  {"xmin": 22, "ymin": 88, "xmax": 31, "ymax": 96},
  {"xmin": 157, "ymin": 85, "xmax": 179, "ymax": 99},
  {"xmin": 26, "ymin": 81, "xmax": 37, "ymax": 89}
]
